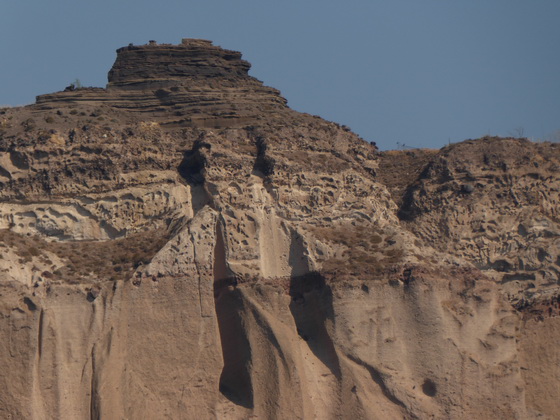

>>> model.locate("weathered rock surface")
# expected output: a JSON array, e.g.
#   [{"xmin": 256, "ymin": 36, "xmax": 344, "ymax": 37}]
[
  {"xmin": 35, "ymin": 39, "xmax": 289, "ymax": 128},
  {"xmin": 396, "ymin": 138, "xmax": 560, "ymax": 300},
  {"xmin": 0, "ymin": 40, "xmax": 559, "ymax": 419}
]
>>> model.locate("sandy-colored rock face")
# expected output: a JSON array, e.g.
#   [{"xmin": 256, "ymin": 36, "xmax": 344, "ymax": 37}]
[{"xmin": 0, "ymin": 40, "xmax": 559, "ymax": 419}]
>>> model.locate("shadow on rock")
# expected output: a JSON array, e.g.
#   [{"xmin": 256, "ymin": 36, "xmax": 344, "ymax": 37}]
[
  {"xmin": 214, "ymin": 281, "xmax": 254, "ymax": 408},
  {"xmin": 289, "ymin": 272, "xmax": 341, "ymax": 379}
]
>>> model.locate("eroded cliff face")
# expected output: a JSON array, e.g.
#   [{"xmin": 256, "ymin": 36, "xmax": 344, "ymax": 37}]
[
  {"xmin": 35, "ymin": 38, "xmax": 288, "ymax": 129},
  {"xmin": 0, "ymin": 40, "xmax": 558, "ymax": 419}
]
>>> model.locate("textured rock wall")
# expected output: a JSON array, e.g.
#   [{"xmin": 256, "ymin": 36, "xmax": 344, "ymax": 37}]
[
  {"xmin": 36, "ymin": 39, "xmax": 288, "ymax": 128},
  {"xmin": 1, "ymin": 40, "xmax": 559, "ymax": 419},
  {"xmin": 396, "ymin": 138, "xmax": 560, "ymax": 302}
]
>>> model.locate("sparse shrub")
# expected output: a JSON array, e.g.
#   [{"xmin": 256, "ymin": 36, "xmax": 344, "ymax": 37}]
[
  {"xmin": 22, "ymin": 118, "xmax": 35, "ymax": 132},
  {"xmin": 310, "ymin": 223, "xmax": 405, "ymax": 275},
  {"xmin": 28, "ymin": 246, "xmax": 40, "ymax": 257}
]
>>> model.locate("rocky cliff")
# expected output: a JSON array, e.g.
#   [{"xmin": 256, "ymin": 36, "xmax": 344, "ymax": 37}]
[
  {"xmin": 35, "ymin": 39, "xmax": 288, "ymax": 128},
  {"xmin": 0, "ymin": 39, "xmax": 558, "ymax": 420}
]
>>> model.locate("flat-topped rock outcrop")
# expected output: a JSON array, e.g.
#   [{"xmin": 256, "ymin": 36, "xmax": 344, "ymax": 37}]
[
  {"xmin": 36, "ymin": 39, "xmax": 289, "ymax": 128},
  {"xmin": 109, "ymin": 39, "xmax": 252, "ymax": 82}
]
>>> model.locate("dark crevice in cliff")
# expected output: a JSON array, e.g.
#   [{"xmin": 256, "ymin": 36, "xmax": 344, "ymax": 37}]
[
  {"xmin": 89, "ymin": 346, "xmax": 100, "ymax": 420},
  {"xmin": 37, "ymin": 309, "xmax": 44, "ymax": 359},
  {"xmin": 213, "ymin": 221, "xmax": 254, "ymax": 408},
  {"xmin": 178, "ymin": 139, "xmax": 213, "ymax": 215},
  {"xmin": 178, "ymin": 139, "xmax": 210, "ymax": 186},
  {"xmin": 397, "ymin": 185, "xmax": 420, "ymax": 221},
  {"xmin": 289, "ymin": 272, "xmax": 341, "ymax": 380},
  {"xmin": 252, "ymin": 136, "xmax": 275, "ymax": 177}
]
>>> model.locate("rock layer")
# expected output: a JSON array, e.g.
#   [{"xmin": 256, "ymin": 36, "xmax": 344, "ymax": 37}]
[
  {"xmin": 0, "ymin": 40, "xmax": 559, "ymax": 419},
  {"xmin": 36, "ymin": 39, "xmax": 289, "ymax": 128}
]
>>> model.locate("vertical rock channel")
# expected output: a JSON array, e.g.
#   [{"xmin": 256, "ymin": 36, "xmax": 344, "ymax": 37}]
[{"xmin": 213, "ymin": 220, "xmax": 254, "ymax": 408}]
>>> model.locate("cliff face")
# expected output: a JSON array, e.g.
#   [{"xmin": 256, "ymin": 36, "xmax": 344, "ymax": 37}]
[
  {"xmin": 36, "ymin": 39, "xmax": 288, "ymax": 128},
  {"xmin": 0, "ymin": 40, "xmax": 559, "ymax": 420}
]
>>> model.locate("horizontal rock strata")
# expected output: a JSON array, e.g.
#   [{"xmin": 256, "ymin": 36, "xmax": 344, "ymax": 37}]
[
  {"xmin": 0, "ymin": 40, "xmax": 559, "ymax": 419},
  {"xmin": 36, "ymin": 39, "xmax": 289, "ymax": 128}
]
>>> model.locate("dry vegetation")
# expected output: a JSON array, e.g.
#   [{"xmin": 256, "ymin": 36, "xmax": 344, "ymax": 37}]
[
  {"xmin": 310, "ymin": 224, "xmax": 404, "ymax": 275},
  {"xmin": 0, "ymin": 228, "xmax": 169, "ymax": 283},
  {"xmin": 377, "ymin": 149, "xmax": 438, "ymax": 206}
]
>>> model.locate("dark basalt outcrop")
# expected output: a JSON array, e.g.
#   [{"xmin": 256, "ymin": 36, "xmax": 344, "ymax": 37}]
[{"xmin": 36, "ymin": 39, "xmax": 289, "ymax": 128}]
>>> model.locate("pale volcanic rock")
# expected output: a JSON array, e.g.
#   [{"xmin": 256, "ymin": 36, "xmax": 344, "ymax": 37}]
[
  {"xmin": 0, "ymin": 40, "xmax": 559, "ymax": 419},
  {"xmin": 396, "ymin": 137, "xmax": 560, "ymax": 296}
]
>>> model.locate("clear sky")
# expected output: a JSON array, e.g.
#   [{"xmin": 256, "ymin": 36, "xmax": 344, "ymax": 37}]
[{"xmin": 1, "ymin": 0, "xmax": 559, "ymax": 150}]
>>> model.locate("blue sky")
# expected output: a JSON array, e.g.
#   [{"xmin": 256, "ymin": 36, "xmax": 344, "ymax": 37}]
[{"xmin": 1, "ymin": 0, "xmax": 559, "ymax": 150}]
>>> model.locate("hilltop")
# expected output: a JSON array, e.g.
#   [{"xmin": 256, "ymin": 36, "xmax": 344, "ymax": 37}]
[{"xmin": 0, "ymin": 39, "xmax": 559, "ymax": 420}]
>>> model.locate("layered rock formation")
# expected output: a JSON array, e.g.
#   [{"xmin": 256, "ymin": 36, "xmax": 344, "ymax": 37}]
[
  {"xmin": 36, "ymin": 39, "xmax": 288, "ymax": 128},
  {"xmin": 0, "ymin": 40, "xmax": 559, "ymax": 419}
]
